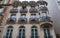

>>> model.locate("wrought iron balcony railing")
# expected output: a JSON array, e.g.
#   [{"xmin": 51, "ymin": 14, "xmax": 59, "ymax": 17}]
[
  {"xmin": 10, "ymin": 8, "xmax": 18, "ymax": 13},
  {"xmin": 39, "ymin": 5, "xmax": 48, "ymax": 11},
  {"xmin": 7, "ymin": 18, "xmax": 16, "ymax": 24},
  {"xmin": 12, "ymin": 1, "xmax": 21, "ymax": 6},
  {"xmin": 37, "ymin": 1, "xmax": 48, "ymax": 6},
  {"xmin": 20, "ymin": 8, "xmax": 28, "ymax": 13},
  {"xmin": 29, "ymin": 18, "xmax": 39, "ymax": 24},
  {"xmin": 29, "ymin": 1, "xmax": 37, "ymax": 6},
  {"xmin": 21, "ymin": 1, "xmax": 28, "ymax": 6},
  {"xmin": 18, "ymin": 18, "xmax": 27, "ymax": 24},
  {"xmin": 29, "ymin": 8, "xmax": 38, "ymax": 13},
  {"xmin": 39, "ymin": 16, "xmax": 53, "ymax": 22}
]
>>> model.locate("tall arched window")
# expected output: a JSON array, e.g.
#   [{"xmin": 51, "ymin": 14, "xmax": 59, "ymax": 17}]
[
  {"xmin": 6, "ymin": 26, "xmax": 13, "ymax": 38},
  {"xmin": 31, "ymin": 26, "xmax": 38, "ymax": 38},
  {"xmin": 19, "ymin": 26, "xmax": 25, "ymax": 38},
  {"xmin": 44, "ymin": 27, "xmax": 51, "ymax": 38}
]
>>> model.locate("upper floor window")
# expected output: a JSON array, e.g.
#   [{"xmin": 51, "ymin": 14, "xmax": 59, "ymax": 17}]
[
  {"xmin": 19, "ymin": 26, "xmax": 25, "ymax": 38},
  {"xmin": 10, "ymin": 14, "xmax": 16, "ymax": 19},
  {"xmin": 31, "ymin": 14, "xmax": 36, "ymax": 18},
  {"xmin": 22, "ymin": 6, "xmax": 26, "ymax": 10},
  {"xmin": 6, "ymin": 26, "xmax": 13, "ymax": 38},
  {"xmin": 40, "ymin": 12, "xmax": 47, "ymax": 18},
  {"xmin": 31, "ymin": 26, "xmax": 38, "ymax": 38},
  {"xmin": 20, "ymin": 14, "xmax": 26, "ymax": 19},
  {"xmin": 3, "ymin": 0, "xmax": 8, "ymax": 4},
  {"xmin": 12, "ymin": 7, "xmax": 18, "ymax": 11}
]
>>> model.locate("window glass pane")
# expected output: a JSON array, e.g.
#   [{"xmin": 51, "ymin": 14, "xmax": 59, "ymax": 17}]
[
  {"xmin": 13, "ymin": 7, "xmax": 17, "ymax": 9},
  {"xmin": 3, "ymin": 0, "xmax": 8, "ymax": 4},
  {"xmin": 31, "ymin": 14, "xmax": 36, "ymax": 18},
  {"xmin": 40, "ymin": 13, "xmax": 47, "ymax": 17},
  {"xmin": 44, "ymin": 28, "xmax": 51, "ymax": 38},
  {"xmin": 11, "ymin": 14, "xmax": 16, "ymax": 19},
  {"xmin": 6, "ymin": 27, "xmax": 13, "ymax": 38},
  {"xmin": 31, "ymin": 26, "xmax": 38, "ymax": 38},
  {"xmin": 21, "ymin": 14, "xmax": 26, "ymax": 18},
  {"xmin": 19, "ymin": 26, "xmax": 25, "ymax": 38}
]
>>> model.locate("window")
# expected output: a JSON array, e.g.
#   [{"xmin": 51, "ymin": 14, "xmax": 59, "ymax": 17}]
[
  {"xmin": 31, "ymin": 14, "xmax": 36, "ymax": 19},
  {"xmin": 19, "ymin": 26, "xmax": 25, "ymax": 38},
  {"xmin": 21, "ymin": 14, "xmax": 26, "ymax": 19},
  {"xmin": 40, "ymin": 12, "xmax": 47, "ymax": 18},
  {"xmin": 10, "ymin": 14, "xmax": 16, "ymax": 19},
  {"xmin": 6, "ymin": 26, "xmax": 13, "ymax": 38},
  {"xmin": 3, "ymin": 0, "xmax": 8, "ymax": 4},
  {"xmin": 31, "ymin": 26, "xmax": 38, "ymax": 38},
  {"xmin": 44, "ymin": 27, "xmax": 51, "ymax": 38},
  {"xmin": 12, "ymin": 7, "xmax": 18, "ymax": 11},
  {"xmin": 22, "ymin": 6, "xmax": 26, "ymax": 10}
]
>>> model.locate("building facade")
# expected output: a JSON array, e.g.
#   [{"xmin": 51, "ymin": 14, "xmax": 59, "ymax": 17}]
[{"xmin": 0, "ymin": 0, "xmax": 57, "ymax": 38}]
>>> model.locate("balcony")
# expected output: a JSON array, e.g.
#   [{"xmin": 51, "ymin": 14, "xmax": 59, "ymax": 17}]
[
  {"xmin": 40, "ymin": 16, "xmax": 53, "ymax": 22},
  {"xmin": 39, "ymin": 5, "xmax": 48, "ymax": 11},
  {"xmin": 37, "ymin": 1, "xmax": 48, "ymax": 6},
  {"xmin": 20, "ymin": 8, "xmax": 28, "ymax": 13},
  {"xmin": 12, "ymin": 1, "xmax": 21, "ymax": 6},
  {"xmin": 7, "ymin": 18, "xmax": 16, "ymax": 24},
  {"xmin": 10, "ymin": 7, "xmax": 18, "ymax": 13},
  {"xmin": 29, "ymin": 1, "xmax": 38, "ymax": 6},
  {"xmin": 21, "ymin": 1, "xmax": 28, "ymax": 6},
  {"xmin": 18, "ymin": 18, "xmax": 27, "ymax": 24},
  {"xmin": 29, "ymin": 8, "xmax": 38, "ymax": 13},
  {"xmin": 29, "ymin": 17, "xmax": 39, "ymax": 24}
]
